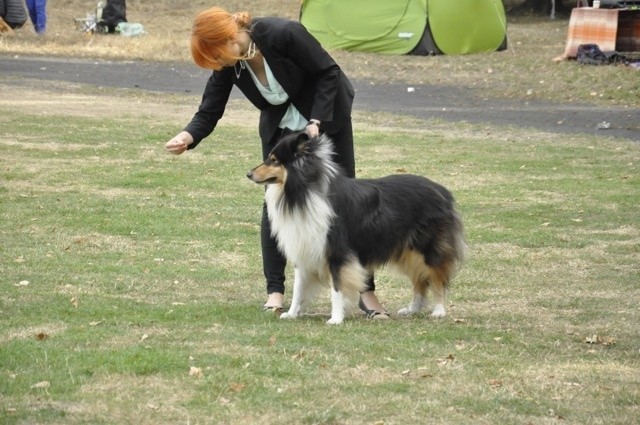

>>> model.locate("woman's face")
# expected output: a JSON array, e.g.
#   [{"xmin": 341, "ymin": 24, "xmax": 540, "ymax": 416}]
[{"xmin": 215, "ymin": 35, "xmax": 242, "ymax": 68}]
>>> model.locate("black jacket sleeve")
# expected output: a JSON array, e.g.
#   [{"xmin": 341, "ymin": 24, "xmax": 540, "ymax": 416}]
[{"xmin": 183, "ymin": 68, "xmax": 234, "ymax": 149}]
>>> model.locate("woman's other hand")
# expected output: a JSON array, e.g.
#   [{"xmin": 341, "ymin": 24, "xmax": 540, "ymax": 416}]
[
  {"xmin": 165, "ymin": 131, "xmax": 194, "ymax": 155},
  {"xmin": 305, "ymin": 120, "xmax": 320, "ymax": 138}
]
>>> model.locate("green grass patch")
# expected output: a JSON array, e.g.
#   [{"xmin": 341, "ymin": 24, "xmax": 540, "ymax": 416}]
[{"xmin": 1, "ymin": 93, "xmax": 638, "ymax": 425}]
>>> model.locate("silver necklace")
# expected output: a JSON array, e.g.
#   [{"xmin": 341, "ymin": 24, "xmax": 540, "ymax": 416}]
[
  {"xmin": 234, "ymin": 61, "xmax": 246, "ymax": 79},
  {"xmin": 234, "ymin": 41, "xmax": 257, "ymax": 79}
]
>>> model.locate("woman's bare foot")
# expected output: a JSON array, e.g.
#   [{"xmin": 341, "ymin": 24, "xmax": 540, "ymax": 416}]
[
  {"xmin": 263, "ymin": 292, "xmax": 284, "ymax": 309},
  {"xmin": 359, "ymin": 291, "xmax": 389, "ymax": 320}
]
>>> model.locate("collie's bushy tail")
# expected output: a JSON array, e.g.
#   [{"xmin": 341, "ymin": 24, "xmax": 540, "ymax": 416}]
[{"xmin": 451, "ymin": 210, "xmax": 467, "ymax": 272}]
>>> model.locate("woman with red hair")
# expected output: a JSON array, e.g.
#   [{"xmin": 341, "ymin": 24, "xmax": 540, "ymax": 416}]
[{"xmin": 165, "ymin": 7, "xmax": 388, "ymax": 319}]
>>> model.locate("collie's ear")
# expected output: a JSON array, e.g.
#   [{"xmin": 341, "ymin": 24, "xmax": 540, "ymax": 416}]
[
  {"xmin": 295, "ymin": 131, "xmax": 310, "ymax": 144},
  {"xmin": 294, "ymin": 132, "xmax": 310, "ymax": 158}
]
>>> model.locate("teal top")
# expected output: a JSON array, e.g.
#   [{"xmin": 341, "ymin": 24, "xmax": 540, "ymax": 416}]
[{"xmin": 244, "ymin": 58, "xmax": 307, "ymax": 131}]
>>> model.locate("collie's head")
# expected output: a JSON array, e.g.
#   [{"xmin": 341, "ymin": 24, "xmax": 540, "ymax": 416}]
[{"xmin": 247, "ymin": 132, "xmax": 340, "ymax": 189}]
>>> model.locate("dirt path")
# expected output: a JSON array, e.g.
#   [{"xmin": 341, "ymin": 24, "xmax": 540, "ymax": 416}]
[{"xmin": 1, "ymin": 54, "xmax": 638, "ymax": 142}]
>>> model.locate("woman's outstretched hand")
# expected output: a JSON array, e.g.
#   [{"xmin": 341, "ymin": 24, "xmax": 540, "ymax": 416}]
[{"xmin": 165, "ymin": 131, "xmax": 194, "ymax": 155}]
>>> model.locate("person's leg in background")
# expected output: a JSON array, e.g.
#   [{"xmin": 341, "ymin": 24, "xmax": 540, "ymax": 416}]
[{"xmin": 25, "ymin": 0, "xmax": 46, "ymax": 34}]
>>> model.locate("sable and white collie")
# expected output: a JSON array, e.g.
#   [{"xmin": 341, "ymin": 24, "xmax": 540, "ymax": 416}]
[{"xmin": 247, "ymin": 132, "xmax": 466, "ymax": 324}]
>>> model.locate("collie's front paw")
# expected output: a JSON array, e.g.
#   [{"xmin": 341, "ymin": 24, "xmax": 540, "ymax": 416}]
[
  {"xmin": 397, "ymin": 307, "xmax": 418, "ymax": 317},
  {"xmin": 280, "ymin": 312, "xmax": 297, "ymax": 320},
  {"xmin": 430, "ymin": 304, "xmax": 446, "ymax": 318},
  {"xmin": 326, "ymin": 316, "xmax": 344, "ymax": 325}
]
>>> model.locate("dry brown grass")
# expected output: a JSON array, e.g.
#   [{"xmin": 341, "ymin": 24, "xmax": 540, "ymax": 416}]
[
  {"xmin": 2, "ymin": 0, "xmax": 638, "ymax": 108},
  {"xmin": 1, "ymin": 0, "xmax": 302, "ymax": 62}
]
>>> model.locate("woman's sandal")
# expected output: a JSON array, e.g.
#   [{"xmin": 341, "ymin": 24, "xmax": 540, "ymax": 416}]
[
  {"xmin": 358, "ymin": 299, "xmax": 390, "ymax": 320},
  {"xmin": 263, "ymin": 304, "xmax": 284, "ymax": 316}
]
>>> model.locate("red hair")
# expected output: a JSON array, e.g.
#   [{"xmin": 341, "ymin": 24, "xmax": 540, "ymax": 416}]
[{"xmin": 190, "ymin": 7, "xmax": 252, "ymax": 71}]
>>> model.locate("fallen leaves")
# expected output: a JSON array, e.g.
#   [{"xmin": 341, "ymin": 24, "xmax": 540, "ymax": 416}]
[
  {"xmin": 437, "ymin": 354, "xmax": 456, "ymax": 367},
  {"xmin": 30, "ymin": 381, "xmax": 50, "ymax": 390},
  {"xmin": 584, "ymin": 334, "xmax": 616, "ymax": 346},
  {"xmin": 229, "ymin": 382, "xmax": 246, "ymax": 393},
  {"xmin": 188, "ymin": 366, "xmax": 203, "ymax": 378},
  {"xmin": 291, "ymin": 348, "xmax": 307, "ymax": 361},
  {"xmin": 400, "ymin": 367, "xmax": 433, "ymax": 379},
  {"xmin": 488, "ymin": 379, "xmax": 503, "ymax": 388}
]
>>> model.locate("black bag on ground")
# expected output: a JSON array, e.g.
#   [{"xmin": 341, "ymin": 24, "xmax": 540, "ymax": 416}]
[
  {"xmin": 576, "ymin": 44, "xmax": 609, "ymax": 65},
  {"xmin": 576, "ymin": 43, "xmax": 634, "ymax": 66},
  {"xmin": 98, "ymin": 0, "xmax": 126, "ymax": 33}
]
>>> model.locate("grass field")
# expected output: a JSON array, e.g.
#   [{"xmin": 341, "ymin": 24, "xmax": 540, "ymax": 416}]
[
  {"xmin": 1, "ymin": 80, "xmax": 638, "ymax": 424},
  {"xmin": 1, "ymin": 0, "xmax": 640, "ymax": 423}
]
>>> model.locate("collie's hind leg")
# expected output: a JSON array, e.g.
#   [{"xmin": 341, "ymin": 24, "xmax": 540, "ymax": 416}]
[
  {"xmin": 427, "ymin": 260, "xmax": 454, "ymax": 318},
  {"xmin": 397, "ymin": 251, "xmax": 428, "ymax": 316},
  {"xmin": 398, "ymin": 280, "xmax": 427, "ymax": 316},
  {"xmin": 396, "ymin": 250, "xmax": 450, "ymax": 318},
  {"xmin": 398, "ymin": 273, "xmax": 447, "ymax": 318},
  {"xmin": 429, "ymin": 269, "xmax": 448, "ymax": 318}
]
